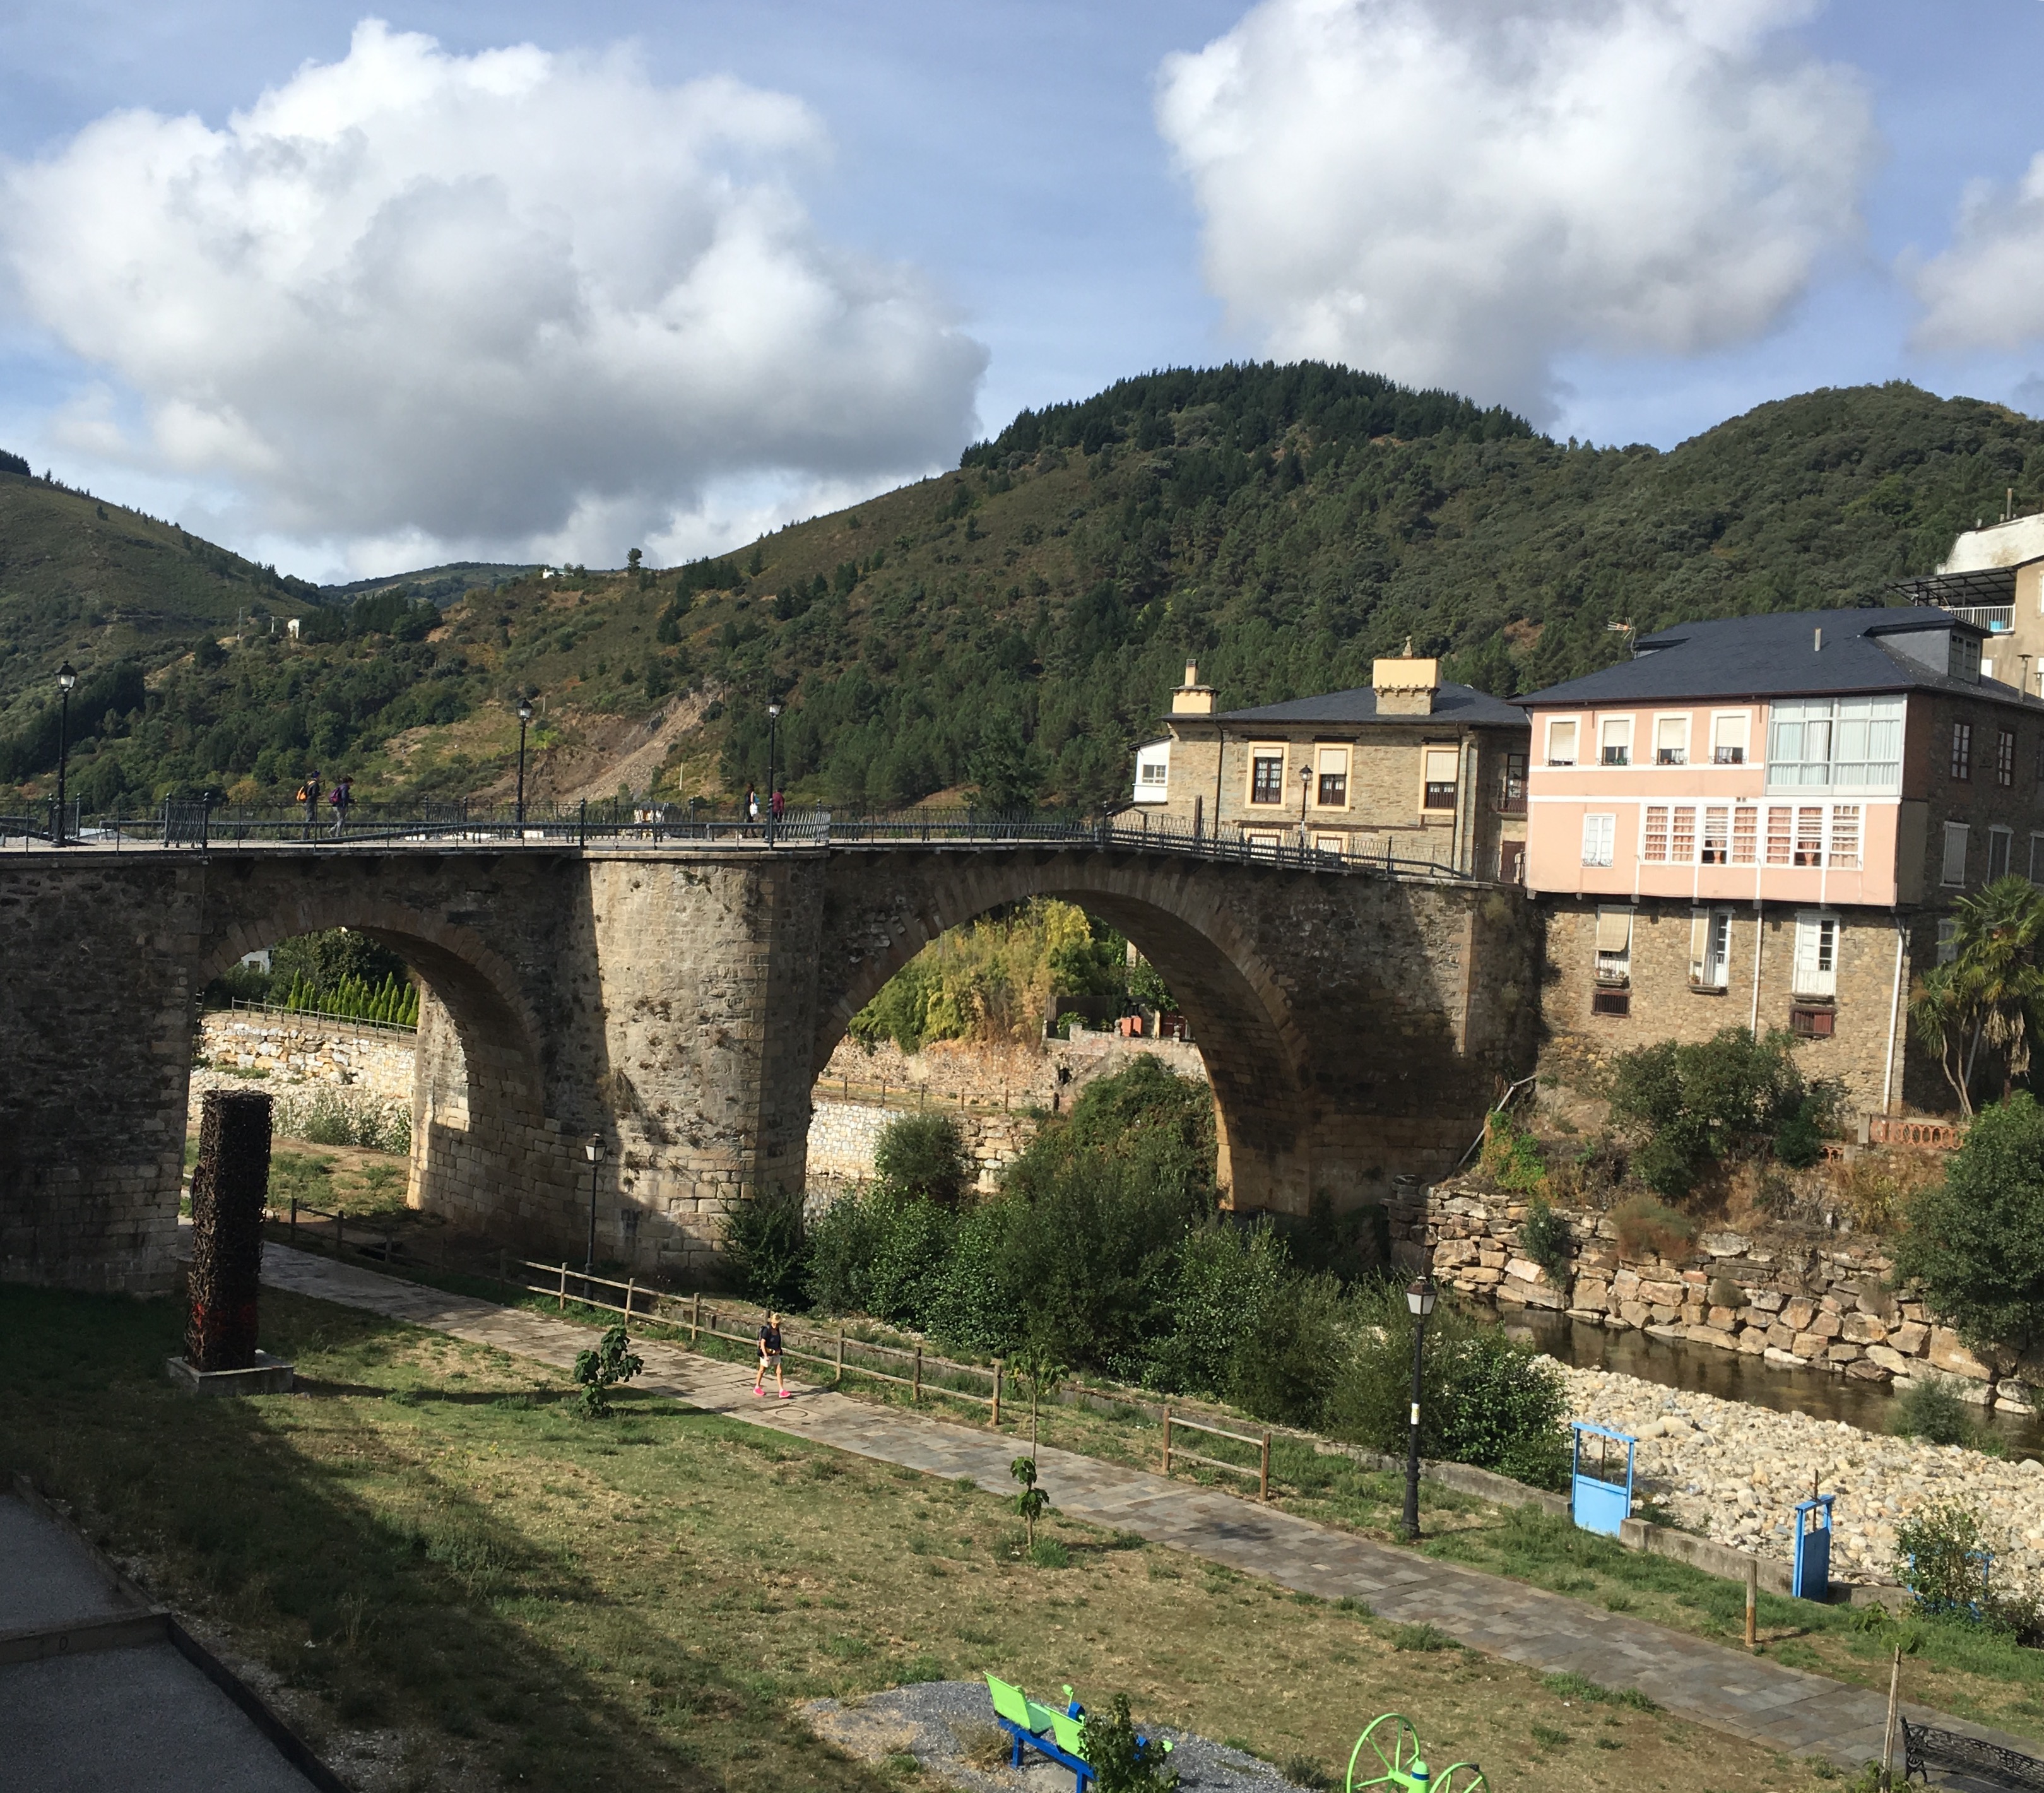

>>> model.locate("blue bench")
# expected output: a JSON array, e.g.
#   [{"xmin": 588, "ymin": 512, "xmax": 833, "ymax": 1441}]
[{"xmin": 984, "ymin": 1674, "xmax": 1171, "ymax": 1792}]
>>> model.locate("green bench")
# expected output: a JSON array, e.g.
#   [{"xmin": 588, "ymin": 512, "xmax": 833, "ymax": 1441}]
[{"xmin": 984, "ymin": 1674, "xmax": 1171, "ymax": 1792}]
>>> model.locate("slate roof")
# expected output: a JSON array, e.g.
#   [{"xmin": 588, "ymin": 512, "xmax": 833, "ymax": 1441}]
[
  {"xmin": 1202, "ymin": 680, "xmax": 1528, "ymax": 729},
  {"xmin": 1515, "ymin": 606, "xmax": 2044, "ymax": 713}
]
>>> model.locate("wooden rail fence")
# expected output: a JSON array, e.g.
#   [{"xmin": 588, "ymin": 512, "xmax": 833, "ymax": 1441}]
[{"xmin": 1161, "ymin": 1405, "xmax": 1272, "ymax": 1501}]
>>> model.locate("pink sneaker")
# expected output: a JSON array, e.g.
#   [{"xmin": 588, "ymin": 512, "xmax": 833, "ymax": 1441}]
[
  {"xmin": 752, "ymin": 1387, "xmax": 764, "ymax": 1397},
  {"xmin": 777, "ymin": 1390, "xmax": 793, "ymax": 1399}
]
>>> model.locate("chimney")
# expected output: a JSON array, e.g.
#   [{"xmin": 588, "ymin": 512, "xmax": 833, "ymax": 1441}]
[
  {"xmin": 1814, "ymin": 627, "xmax": 1823, "ymax": 653},
  {"xmin": 1171, "ymin": 661, "xmax": 1215, "ymax": 716},
  {"xmin": 1372, "ymin": 654, "xmax": 1440, "ymax": 717}
]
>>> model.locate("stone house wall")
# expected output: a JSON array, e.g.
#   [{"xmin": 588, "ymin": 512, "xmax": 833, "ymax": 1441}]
[{"xmin": 1388, "ymin": 1176, "xmax": 2028, "ymax": 1415}]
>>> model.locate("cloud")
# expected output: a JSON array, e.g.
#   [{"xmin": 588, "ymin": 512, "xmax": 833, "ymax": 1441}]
[
  {"xmin": 1155, "ymin": 0, "xmax": 1874, "ymax": 423},
  {"xmin": 1909, "ymin": 165, "xmax": 2044, "ymax": 355},
  {"xmin": 0, "ymin": 20, "xmax": 988, "ymax": 566}
]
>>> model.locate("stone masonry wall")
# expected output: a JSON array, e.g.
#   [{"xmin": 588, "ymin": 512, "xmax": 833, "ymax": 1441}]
[
  {"xmin": 190, "ymin": 1011, "xmax": 416, "ymax": 1108},
  {"xmin": 815, "ymin": 1032, "xmax": 1208, "ymax": 1110},
  {"xmin": 1390, "ymin": 1176, "xmax": 2028, "ymax": 1414},
  {"xmin": 805, "ymin": 1099, "xmax": 1038, "ymax": 1194}
]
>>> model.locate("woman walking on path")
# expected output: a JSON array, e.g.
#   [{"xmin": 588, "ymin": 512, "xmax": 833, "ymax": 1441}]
[
  {"xmin": 754, "ymin": 1312, "xmax": 791, "ymax": 1398},
  {"xmin": 329, "ymin": 776, "xmax": 353, "ymax": 837}
]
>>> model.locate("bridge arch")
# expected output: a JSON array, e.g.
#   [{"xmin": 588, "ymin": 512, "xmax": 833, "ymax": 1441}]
[
  {"xmin": 191, "ymin": 866, "xmax": 547, "ymax": 1229},
  {"xmin": 812, "ymin": 849, "xmax": 1317, "ymax": 1211}
]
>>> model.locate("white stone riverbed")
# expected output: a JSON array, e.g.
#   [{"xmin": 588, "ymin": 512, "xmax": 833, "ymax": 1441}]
[{"xmin": 1556, "ymin": 1361, "xmax": 2044, "ymax": 1592}]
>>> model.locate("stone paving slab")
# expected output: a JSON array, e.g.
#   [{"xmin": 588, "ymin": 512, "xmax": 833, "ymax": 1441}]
[{"xmin": 257, "ymin": 1245, "xmax": 2040, "ymax": 1774}]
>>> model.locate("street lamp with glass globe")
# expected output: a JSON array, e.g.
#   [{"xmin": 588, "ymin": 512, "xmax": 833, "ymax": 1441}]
[
  {"xmin": 54, "ymin": 662, "xmax": 76, "ymax": 846},
  {"xmin": 584, "ymin": 1133, "xmax": 605, "ymax": 1279},
  {"xmin": 515, "ymin": 697, "xmax": 533, "ymax": 828},
  {"xmin": 1402, "ymin": 1274, "xmax": 1438, "ymax": 1540},
  {"xmin": 1299, "ymin": 762, "xmax": 1312, "ymax": 844},
  {"xmin": 766, "ymin": 700, "xmax": 783, "ymax": 845}
]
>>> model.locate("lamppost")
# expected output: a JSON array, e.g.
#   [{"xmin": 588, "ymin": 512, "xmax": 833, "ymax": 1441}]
[
  {"xmin": 584, "ymin": 1133, "xmax": 605, "ymax": 1279},
  {"xmin": 1403, "ymin": 1274, "xmax": 1438, "ymax": 1541},
  {"xmin": 1299, "ymin": 761, "xmax": 1312, "ymax": 846},
  {"xmin": 765, "ymin": 699, "xmax": 783, "ymax": 846},
  {"xmin": 54, "ymin": 662, "xmax": 76, "ymax": 847},
  {"xmin": 515, "ymin": 697, "xmax": 533, "ymax": 828}
]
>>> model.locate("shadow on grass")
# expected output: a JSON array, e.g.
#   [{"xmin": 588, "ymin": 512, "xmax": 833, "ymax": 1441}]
[{"xmin": 0, "ymin": 1282, "xmax": 889, "ymax": 1792}]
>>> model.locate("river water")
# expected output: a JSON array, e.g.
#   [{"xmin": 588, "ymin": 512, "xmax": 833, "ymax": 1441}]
[{"xmin": 1504, "ymin": 1308, "xmax": 2044, "ymax": 1458}]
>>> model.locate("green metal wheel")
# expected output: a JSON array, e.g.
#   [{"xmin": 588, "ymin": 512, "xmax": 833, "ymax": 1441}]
[
  {"xmin": 1433, "ymin": 1762, "xmax": 1489, "ymax": 1793},
  {"xmin": 1347, "ymin": 1712, "xmax": 1428, "ymax": 1792}
]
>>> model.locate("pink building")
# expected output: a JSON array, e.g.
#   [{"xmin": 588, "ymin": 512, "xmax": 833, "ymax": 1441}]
[{"xmin": 1516, "ymin": 605, "xmax": 2044, "ymax": 1112}]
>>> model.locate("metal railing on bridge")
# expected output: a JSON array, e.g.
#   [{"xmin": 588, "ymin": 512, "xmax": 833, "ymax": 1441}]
[{"xmin": 9, "ymin": 798, "xmax": 1480, "ymax": 882}]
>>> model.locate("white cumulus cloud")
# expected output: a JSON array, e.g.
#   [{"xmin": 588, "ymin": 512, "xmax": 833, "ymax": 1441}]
[
  {"xmin": 0, "ymin": 19, "xmax": 988, "ymax": 568},
  {"xmin": 1909, "ymin": 165, "xmax": 2044, "ymax": 355},
  {"xmin": 1155, "ymin": 0, "xmax": 1875, "ymax": 423}
]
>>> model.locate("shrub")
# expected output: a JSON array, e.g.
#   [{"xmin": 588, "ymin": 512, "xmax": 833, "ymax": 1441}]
[
  {"xmin": 1143, "ymin": 1222, "xmax": 1292, "ymax": 1397},
  {"xmin": 1081, "ymin": 1693, "xmax": 1180, "ymax": 1792},
  {"xmin": 1609, "ymin": 1027, "xmax": 1831, "ymax": 1197},
  {"xmin": 1896, "ymin": 1093, "xmax": 2044, "ymax": 1354},
  {"xmin": 1610, "ymin": 1194, "xmax": 1697, "ymax": 1262},
  {"xmin": 273, "ymin": 1088, "xmax": 410, "ymax": 1154},
  {"xmin": 1518, "ymin": 1197, "xmax": 1572, "ymax": 1281},
  {"xmin": 572, "ymin": 1325, "xmax": 644, "ymax": 1419},
  {"xmin": 873, "ymin": 1111, "xmax": 972, "ymax": 1204},
  {"xmin": 1479, "ymin": 1111, "xmax": 1547, "ymax": 1196},
  {"xmin": 723, "ymin": 1185, "xmax": 808, "ymax": 1307},
  {"xmin": 1889, "ymin": 1376, "xmax": 1985, "ymax": 1450},
  {"xmin": 1894, "ymin": 1501, "xmax": 1992, "ymax": 1620},
  {"xmin": 1224, "ymin": 1269, "xmax": 1347, "ymax": 1430}
]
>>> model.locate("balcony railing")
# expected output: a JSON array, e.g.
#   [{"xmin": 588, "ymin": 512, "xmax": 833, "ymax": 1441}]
[{"xmin": 1942, "ymin": 603, "xmax": 2015, "ymax": 633}]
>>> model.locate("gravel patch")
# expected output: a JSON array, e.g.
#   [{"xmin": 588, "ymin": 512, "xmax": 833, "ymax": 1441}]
[
  {"xmin": 802, "ymin": 1679, "xmax": 1317, "ymax": 1791},
  {"xmin": 1556, "ymin": 1361, "xmax": 2044, "ymax": 1592}
]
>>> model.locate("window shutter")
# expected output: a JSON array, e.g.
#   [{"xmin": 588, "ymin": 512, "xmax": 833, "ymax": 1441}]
[
  {"xmin": 1424, "ymin": 747, "xmax": 1460, "ymax": 783},
  {"xmin": 1548, "ymin": 719, "xmax": 1577, "ymax": 764},
  {"xmin": 1689, "ymin": 913, "xmax": 1710, "ymax": 983},
  {"xmin": 1942, "ymin": 822, "xmax": 1970, "ymax": 887},
  {"xmin": 1595, "ymin": 908, "xmax": 1633, "ymax": 954}
]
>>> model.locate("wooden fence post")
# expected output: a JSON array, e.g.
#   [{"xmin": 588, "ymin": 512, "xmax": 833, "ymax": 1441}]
[
  {"xmin": 1162, "ymin": 1407, "xmax": 1173, "ymax": 1477},
  {"xmin": 690, "ymin": 1293, "xmax": 700, "ymax": 1342},
  {"xmin": 837, "ymin": 1326, "xmax": 845, "ymax": 1386},
  {"xmin": 558, "ymin": 1262, "xmax": 567, "ymax": 1311},
  {"xmin": 498, "ymin": 1246, "xmax": 507, "ymax": 1285},
  {"xmin": 335, "ymin": 1210, "xmax": 345, "ymax": 1255},
  {"xmin": 913, "ymin": 1346, "xmax": 923, "ymax": 1402},
  {"xmin": 992, "ymin": 1360, "xmax": 1002, "ymax": 1428},
  {"xmin": 1745, "ymin": 1554, "xmax": 1758, "ymax": 1652},
  {"xmin": 624, "ymin": 1279, "xmax": 634, "ymax": 1323},
  {"xmin": 289, "ymin": 1197, "xmax": 297, "ymax": 1240},
  {"xmin": 1260, "ymin": 1433, "xmax": 1271, "ymax": 1503}
]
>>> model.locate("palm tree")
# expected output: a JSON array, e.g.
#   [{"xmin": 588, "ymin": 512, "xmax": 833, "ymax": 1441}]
[{"xmin": 1910, "ymin": 876, "xmax": 2044, "ymax": 1114}]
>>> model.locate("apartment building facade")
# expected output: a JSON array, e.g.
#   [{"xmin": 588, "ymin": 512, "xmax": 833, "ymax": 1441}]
[
  {"xmin": 1518, "ymin": 605, "xmax": 2044, "ymax": 1113},
  {"xmin": 1131, "ymin": 658, "xmax": 1530, "ymax": 879},
  {"xmin": 1899, "ymin": 511, "xmax": 2044, "ymax": 698}
]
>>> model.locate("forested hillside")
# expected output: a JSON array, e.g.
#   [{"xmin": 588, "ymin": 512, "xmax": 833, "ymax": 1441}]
[{"xmin": 5, "ymin": 367, "xmax": 2043, "ymax": 815}]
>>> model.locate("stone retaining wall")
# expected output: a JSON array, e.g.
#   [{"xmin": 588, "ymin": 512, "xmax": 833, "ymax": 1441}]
[
  {"xmin": 1389, "ymin": 1177, "xmax": 2030, "ymax": 1414},
  {"xmin": 193, "ymin": 1011, "xmax": 416, "ymax": 1104},
  {"xmin": 805, "ymin": 1099, "xmax": 1038, "ymax": 1193},
  {"xmin": 816, "ymin": 1032, "xmax": 1208, "ymax": 1110}
]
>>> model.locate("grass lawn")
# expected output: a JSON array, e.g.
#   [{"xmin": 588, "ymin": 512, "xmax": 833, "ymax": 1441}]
[{"xmin": 1, "ymin": 1282, "xmax": 1850, "ymax": 1793}]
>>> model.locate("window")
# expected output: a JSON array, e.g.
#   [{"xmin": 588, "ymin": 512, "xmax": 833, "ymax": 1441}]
[
  {"xmin": 1766, "ymin": 806, "xmax": 1792, "ymax": 865},
  {"xmin": 1701, "ymin": 806, "xmax": 1729, "ymax": 865},
  {"xmin": 1952, "ymin": 721, "xmax": 1973, "ymax": 781},
  {"xmin": 2033, "ymin": 834, "xmax": 2044, "ymax": 884},
  {"xmin": 1670, "ymin": 807, "xmax": 1696, "ymax": 864},
  {"xmin": 1314, "ymin": 745, "xmax": 1349, "ymax": 808},
  {"xmin": 1794, "ymin": 807, "xmax": 1825, "ymax": 867},
  {"xmin": 1581, "ymin": 813, "xmax": 1616, "ymax": 867},
  {"xmin": 1829, "ymin": 805, "xmax": 1861, "ymax": 871},
  {"xmin": 2000, "ymin": 729, "xmax": 2018, "ymax": 788},
  {"xmin": 1249, "ymin": 748, "xmax": 1285, "ymax": 805},
  {"xmin": 1498, "ymin": 752, "xmax": 1527, "ymax": 811},
  {"xmin": 1937, "ymin": 916, "xmax": 1958, "ymax": 965},
  {"xmin": 1137, "ymin": 760, "xmax": 1168, "ymax": 786},
  {"xmin": 1711, "ymin": 712, "xmax": 1749, "ymax": 765},
  {"xmin": 1951, "ymin": 633, "xmax": 1982, "ymax": 682},
  {"xmin": 1790, "ymin": 1005, "xmax": 1836, "ymax": 1039},
  {"xmin": 1690, "ymin": 909, "xmax": 1732, "ymax": 989},
  {"xmin": 1134, "ymin": 743, "xmax": 1170, "ymax": 800},
  {"xmin": 1766, "ymin": 695, "xmax": 1904, "ymax": 790},
  {"xmin": 1991, "ymin": 825, "xmax": 2014, "ymax": 880},
  {"xmin": 1643, "ymin": 807, "xmax": 1669, "ymax": 863},
  {"xmin": 1600, "ymin": 718, "xmax": 1633, "ymax": 767},
  {"xmin": 1595, "ymin": 908, "xmax": 1633, "ymax": 985},
  {"xmin": 1422, "ymin": 746, "xmax": 1460, "ymax": 811},
  {"xmin": 1655, "ymin": 715, "xmax": 1690, "ymax": 766},
  {"xmin": 1731, "ymin": 807, "xmax": 1758, "ymax": 865},
  {"xmin": 1942, "ymin": 822, "xmax": 1970, "ymax": 887},
  {"xmin": 1546, "ymin": 718, "xmax": 1578, "ymax": 766},
  {"xmin": 1792, "ymin": 912, "xmax": 1838, "ymax": 998},
  {"xmin": 1313, "ymin": 834, "xmax": 1347, "ymax": 856}
]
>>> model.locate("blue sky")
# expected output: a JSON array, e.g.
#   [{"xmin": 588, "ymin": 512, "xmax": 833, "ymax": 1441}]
[{"xmin": 4, "ymin": 2, "xmax": 2044, "ymax": 579}]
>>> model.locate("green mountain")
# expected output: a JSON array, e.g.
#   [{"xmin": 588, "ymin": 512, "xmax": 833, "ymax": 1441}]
[{"xmin": 3, "ymin": 369, "xmax": 2041, "ymax": 815}]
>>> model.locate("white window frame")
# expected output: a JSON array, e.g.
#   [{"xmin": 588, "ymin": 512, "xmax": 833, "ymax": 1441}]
[
  {"xmin": 1766, "ymin": 695, "xmax": 1905, "ymax": 793},
  {"xmin": 1711, "ymin": 711, "xmax": 1751, "ymax": 766},
  {"xmin": 1792, "ymin": 911, "xmax": 1840, "ymax": 999},
  {"xmin": 1545, "ymin": 716, "xmax": 1580, "ymax": 767},
  {"xmin": 1942, "ymin": 821, "xmax": 1970, "ymax": 888},
  {"xmin": 1599, "ymin": 716, "xmax": 1633, "ymax": 767},
  {"xmin": 1133, "ymin": 742, "xmax": 1171, "ymax": 803},
  {"xmin": 1690, "ymin": 908, "xmax": 1732, "ymax": 990},
  {"xmin": 1581, "ymin": 812, "xmax": 1616, "ymax": 867},
  {"xmin": 1653, "ymin": 714, "xmax": 1691, "ymax": 766},
  {"xmin": 1937, "ymin": 916, "xmax": 1959, "ymax": 965}
]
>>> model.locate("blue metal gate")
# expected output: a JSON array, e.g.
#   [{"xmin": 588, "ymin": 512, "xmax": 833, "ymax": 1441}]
[
  {"xmin": 1569, "ymin": 1421, "xmax": 1636, "ymax": 1538},
  {"xmin": 1793, "ymin": 1494, "xmax": 1834, "ymax": 1601}
]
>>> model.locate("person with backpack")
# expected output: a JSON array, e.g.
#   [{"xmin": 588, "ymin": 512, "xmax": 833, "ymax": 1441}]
[
  {"xmin": 745, "ymin": 785, "xmax": 760, "ymax": 825},
  {"xmin": 753, "ymin": 1312, "xmax": 791, "ymax": 1399},
  {"xmin": 297, "ymin": 772, "xmax": 322, "ymax": 838},
  {"xmin": 329, "ymin": 775, "xmax": 353, "ymax": 837}
]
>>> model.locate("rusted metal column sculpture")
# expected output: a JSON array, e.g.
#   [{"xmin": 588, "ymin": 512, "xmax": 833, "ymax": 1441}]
[{"xmin": 185, "ymin": 1089, "xmax": 273, "ymax": 1371}]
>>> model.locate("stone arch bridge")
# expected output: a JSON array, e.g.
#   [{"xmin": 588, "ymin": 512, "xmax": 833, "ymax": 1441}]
[{"xmin": 0, "ymin": 841, "xmax": 1539, "ymax": 1293}]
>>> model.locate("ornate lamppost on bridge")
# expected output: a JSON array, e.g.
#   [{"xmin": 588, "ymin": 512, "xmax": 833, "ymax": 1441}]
[
  {"xmin": 1298, "ymin": 761, "xmax": 1312, "ymax": 847},
  {"xmin": 53, "ymin": 661, "xmax": 76, "ymax": 847},
  {"xmin": 765, "ymin": 699, "xmax": 782, "ymax": 846},
  {"xmin": 584, "ymin": 1132, "xmax": 605, "ymax": 1279},
  {"xmin": 515, "ymin": 696, "xmax": 533, "ymax": 829},
  {"xmin": 1402, "ymin": 1273, "xmax": 1438, "ymax": 1541}
]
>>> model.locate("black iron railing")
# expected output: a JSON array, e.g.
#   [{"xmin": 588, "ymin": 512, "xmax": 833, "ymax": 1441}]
[{"xmin": 8, "ymin": 798, "xmax": 1481, "ymax": 882}]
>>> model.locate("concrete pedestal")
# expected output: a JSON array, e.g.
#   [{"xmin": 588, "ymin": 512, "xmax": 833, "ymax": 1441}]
[{"xmin": 164, "ymin": 1352, "xmax": 294, "ymax": 1397}]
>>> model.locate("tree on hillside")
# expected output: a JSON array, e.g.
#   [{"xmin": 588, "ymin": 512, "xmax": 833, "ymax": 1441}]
[
  {"xmin": 1910, "ymin": 876, "xmax": 2044, "ymax": 1115},
  {"xmin": 1896, "ymin": 1093, "xmax": 2044, "ymax": 1352}
]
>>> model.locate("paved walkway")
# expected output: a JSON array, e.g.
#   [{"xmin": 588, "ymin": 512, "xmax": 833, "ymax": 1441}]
[{"xmin": 261, "ymin": 1245, "xmax": 2035, "ymax": 1776}]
